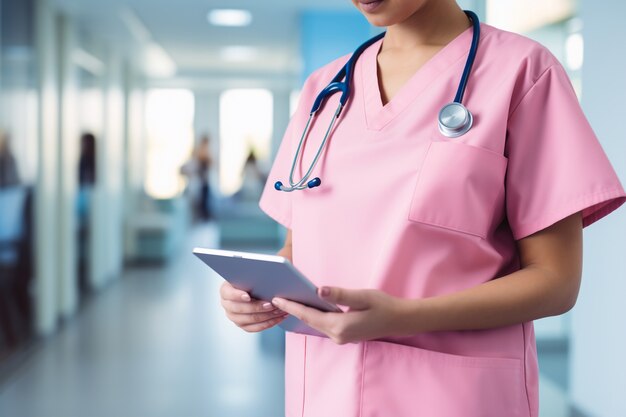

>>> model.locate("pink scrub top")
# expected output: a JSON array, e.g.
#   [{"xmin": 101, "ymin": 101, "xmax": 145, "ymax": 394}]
[{"xmin": 259, "ymin": 23, "xmax": 626, "ymax": 417}]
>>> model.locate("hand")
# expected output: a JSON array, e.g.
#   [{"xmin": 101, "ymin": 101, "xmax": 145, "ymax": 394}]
[
  {"xmin": 276, "ymin": 245, "xmax": 292, "ymax": 262},
  {"xmin": 220, "ymin": 281, "xmax": 288, "ymax": 332},
  {"xmin": 272, "ymin": 286, "xmax": 409, "ymax": 344}
]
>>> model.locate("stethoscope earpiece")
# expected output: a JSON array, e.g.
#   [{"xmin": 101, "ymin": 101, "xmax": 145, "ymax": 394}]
[
  {"xmin": 307, "ymin": 178, "xmax": 321, "ymax": 188},
  {"xmin": 274, "ymin": 177, "xmax": 321, "ymax": 192}
]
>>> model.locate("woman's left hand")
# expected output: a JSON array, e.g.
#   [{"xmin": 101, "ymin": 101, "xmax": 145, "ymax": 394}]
[{"xmin": 272, "ymin": 287, "xmax": 410, "ymax": 344}]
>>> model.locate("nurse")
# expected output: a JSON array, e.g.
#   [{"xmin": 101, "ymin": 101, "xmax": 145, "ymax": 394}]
[{"xmin": 219, "ymin": 0, "xmax": 626, "ymax": 416}]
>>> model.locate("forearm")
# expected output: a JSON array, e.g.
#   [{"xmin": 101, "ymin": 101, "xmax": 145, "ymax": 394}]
[
  {"xmin": 278, "ymin": 245, "xmax": 292, "ymax": 262},
  {"xmin": 277, "ymin": 233, "xmax": 293, "ymax": 261},
  {"xmin": 273, "ymin": 216, "xmax": 582, "ymax": 343},
  {"xmin": 394, "ymin": 213, "xmax": 584, "ymax": 334},
  {"xmin": 398, "ymin": 265, "xmax": 577, "ymax": 334}
]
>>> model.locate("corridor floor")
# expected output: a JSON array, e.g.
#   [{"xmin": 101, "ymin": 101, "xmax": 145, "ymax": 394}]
[{"xmin": 0, "ymin": 224, "xmax": 285, "ymax": 417}]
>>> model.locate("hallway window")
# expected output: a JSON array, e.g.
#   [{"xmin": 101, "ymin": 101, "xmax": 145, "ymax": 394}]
[
  {"xmin": 144, "ymin": 89, "xmax": 195, "ymax": 199},
  {"xmin": 486, "ymin": 0, "xmax": 575, "ymax": 33},
  {"xmin": 219, "ymin": 89, "xmax": 273, "ymax": 196}
]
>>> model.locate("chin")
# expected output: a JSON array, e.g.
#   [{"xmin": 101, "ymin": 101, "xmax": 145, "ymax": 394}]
[
  {"xmin": 360, "ymin": 10, "xmax": 398, "ymax": 27},
  {"xmin": 364, "ymin": 16, "xmax": 392, "ymax": 27},
  {"xmin": 360, "ymin": 9, "xmax": 404, "ymax": 27}
]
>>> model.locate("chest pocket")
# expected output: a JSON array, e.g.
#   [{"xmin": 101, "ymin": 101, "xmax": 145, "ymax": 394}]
[{"xmin": 408, "ymin": 140, "xmax": 508, "ymax": 239}]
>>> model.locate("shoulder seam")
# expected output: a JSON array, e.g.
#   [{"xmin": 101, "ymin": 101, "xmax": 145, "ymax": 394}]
[
  {"xmin": 306, "ymin": 53, "xmax": 351, "ymax": 83},
  {"xmin": 508, "ymin": 64, "xmax": 555, "ymax": 120}
]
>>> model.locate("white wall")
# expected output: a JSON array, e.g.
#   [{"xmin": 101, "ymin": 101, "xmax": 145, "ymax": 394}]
[
  {"xmin": 57, "ymin": 12, "xmax": 79, "ymax": 318},
  {"xmin": 123, "ymin": 67, "xmax": 146, "ymax": 260},
  {"xmin": 271, "ymin": 90, "xmax": 290, "ymax": 161},
  {"xmin": 569, "ymin": 1, "xmax": 626, "ymax": 416},
  {"xmin": 33, "ymin": 0, "xmax": 131, "ymax": 326},
  {"xmin": 91, "ymin": 47, "xmax": 125, "ymax": 289},
  {"xmin": 34, "ymin": 0, "xmax": 60, "ymax": 335}
]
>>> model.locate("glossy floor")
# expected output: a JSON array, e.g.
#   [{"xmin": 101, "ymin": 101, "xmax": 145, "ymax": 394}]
[{"xmin": 0, "ymin": 223, "xmax": 573, "ymax": 417}]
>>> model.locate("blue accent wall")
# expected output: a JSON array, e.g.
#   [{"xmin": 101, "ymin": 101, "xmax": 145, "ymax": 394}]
[{"xmin": 300, "ymin": 10, "xmax": 373, "ymax": 82}]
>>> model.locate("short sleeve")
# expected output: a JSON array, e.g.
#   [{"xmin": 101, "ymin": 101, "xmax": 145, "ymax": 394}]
[
  {"xmin": 505, "ymin": 63, "xmax": 626, "ymax": 240},
  {"xmin": 258, "ymin": 117, "xmax": 296, "ymax": 229}
]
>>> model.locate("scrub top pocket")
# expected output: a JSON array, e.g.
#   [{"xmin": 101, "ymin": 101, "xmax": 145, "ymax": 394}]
[
  {"xmin": 361, "ymin": 340, "xmax": 528, "ymax": 417},
  {"xmin": 408, "ymin": 140, "xmax": 508, "ymax": 239}
]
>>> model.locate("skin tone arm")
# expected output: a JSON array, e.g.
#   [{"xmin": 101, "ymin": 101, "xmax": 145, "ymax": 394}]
[
  {"xmin": 271, "ymin": 212, "xmax": 583, "ymax": 344},
  {"xmin": 400, "ymin": 212, "xmax": 582, "ymax": 333}
]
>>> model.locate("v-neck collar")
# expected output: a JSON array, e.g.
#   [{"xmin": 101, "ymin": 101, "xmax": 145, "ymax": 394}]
[{"xmin": 360, "ymin": 23, "xmax": 486, "ymax": 131}]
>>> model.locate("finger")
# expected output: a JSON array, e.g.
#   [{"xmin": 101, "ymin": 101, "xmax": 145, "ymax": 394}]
[
  {"xmin": 318, "ymin": 286, "xmax": 371, "ymax": 310},
  {"xmin": 220, "ymin": 281, "xmax": 252, "ymax": 302},
  {"xmin": 272, "ymin": 297, "xmax": 326, "ymax": 329},
  {"xmin": 241, "ymin": 315, "xmax": 287, "ymax": 333},
  {"xmin": 222, "ymin": 299, "xmax": 282, "ymax": 315},
  {"xmin": 228, "ymin": 310, "xmax": 288, "ymax": 326}
]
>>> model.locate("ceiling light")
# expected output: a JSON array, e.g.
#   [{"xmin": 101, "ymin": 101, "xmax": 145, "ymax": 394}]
[
  {"xmin": 220, "ymin": 46, "xmax": 258, "ymax": 62},
  {"xmin": 208, "ymin": 9, "xmax": 252, "ymax": 27},
  {"xmin": 144, "ymin": 42, "xmax": 177, "ymax": 78},
  {"xmin": 73, "ymin": 48, "xmax": 104, "ymax": 75}
]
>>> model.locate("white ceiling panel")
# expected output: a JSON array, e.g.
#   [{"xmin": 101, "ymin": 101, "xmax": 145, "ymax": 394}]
[{"xmin": 50, "ymin": 0, "xmax": 357, "ymax": 77}]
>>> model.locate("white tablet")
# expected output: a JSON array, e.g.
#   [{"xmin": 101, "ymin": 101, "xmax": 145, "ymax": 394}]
[{"xmin": 193, "ymin": 247, "xmax": 342, "ymax": 337}]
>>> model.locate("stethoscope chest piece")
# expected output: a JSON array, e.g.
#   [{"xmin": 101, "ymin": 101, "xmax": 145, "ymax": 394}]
[{"xmin": 438, "ymin": 102, "xmax": 473, "ymax": 138}]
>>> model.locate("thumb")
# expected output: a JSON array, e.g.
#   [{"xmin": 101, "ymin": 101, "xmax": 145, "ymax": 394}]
[{"xmin": 318, "ymin": 286, "xmax": 371, "ymax": 310}]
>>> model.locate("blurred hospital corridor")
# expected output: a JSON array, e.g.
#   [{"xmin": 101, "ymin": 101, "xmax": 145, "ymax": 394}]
[
  {"xmin": 1, "ymin": 0, "xmax": 625, "ymax": 416},
  {"xmin": 0, "ymin": 223, "xmax": 287, "ymax": 417}
]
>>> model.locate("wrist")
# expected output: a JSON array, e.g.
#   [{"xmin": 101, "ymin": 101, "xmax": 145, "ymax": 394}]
[
  {"xmin": 393, "ymin": 297, "xmax": 429, "ymax": 336},
  {"xmin": 277, "ymin": 246, "xmax": 293, "ymax": 262}
]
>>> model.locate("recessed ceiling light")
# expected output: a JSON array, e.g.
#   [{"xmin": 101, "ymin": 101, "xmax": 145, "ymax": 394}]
[
  {"xmin": 144, "ymin": 42, "xmax": 177, "ymax": 78},
  {"xmin": 220, "ymin": 46, "xmax": 257, "ymax": 62},
  {"xmin": 208, "ymin": 9, "xmax": 252, "ymax": 27}
]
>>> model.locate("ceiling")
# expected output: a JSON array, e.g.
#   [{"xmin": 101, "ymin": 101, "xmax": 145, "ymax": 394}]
[{"xmin": 50, "ymin": 0, "xmax": 358, "ymax": 79}]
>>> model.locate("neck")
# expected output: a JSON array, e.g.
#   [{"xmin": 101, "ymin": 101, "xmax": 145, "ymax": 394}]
[{"xmin": 382, "ymin": 1, "xmax": 471, "ymax": 51}]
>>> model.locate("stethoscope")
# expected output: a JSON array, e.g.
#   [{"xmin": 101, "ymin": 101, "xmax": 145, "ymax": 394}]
[{"xmin": 275, "ymin": 10, "xmax": 480, "ymax": 192}]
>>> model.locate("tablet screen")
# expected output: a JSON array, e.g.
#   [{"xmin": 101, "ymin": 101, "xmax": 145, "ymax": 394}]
[{"xmin": 193, "ymin": 247, "xmax": 342, "ymax": 336}]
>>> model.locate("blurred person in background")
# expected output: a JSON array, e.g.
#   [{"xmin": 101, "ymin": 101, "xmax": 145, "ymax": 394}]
[
  {"xmin": 78, "ymin": 132, "xmax": 97, "ymax": 187},
  {"xmin": 77, "ymin": 132, "xmax": 97, "ymax": 295},
  {"xmin": 0, "ymin": 128, "xmax": 29, "ymax": 349},
  {"xmin": 0, "ymin": 130, "xmax": 20, "ymax": 188},
  {"xmin": 234, "ymin": 147, "xmax": 267, "ymax": 202},
  {"xmin": 77, "ymin": 132, "xmax": 97, "ymax": 223},
  {"xmin": 181, "ymin": 134, "xmax": 214, "ymax": 221}
]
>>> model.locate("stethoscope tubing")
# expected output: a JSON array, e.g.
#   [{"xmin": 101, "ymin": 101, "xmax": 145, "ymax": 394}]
[
  {"xmin": 281, "ymin": 103, "xmax": 342, "ymax": 192},
  {"xmin": 454, "ymin": 10, "xmax": 480, "ymax": 104}
]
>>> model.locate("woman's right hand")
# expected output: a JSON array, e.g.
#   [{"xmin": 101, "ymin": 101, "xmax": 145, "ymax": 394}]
[
  {"xmin": 220, "ymin": 233, "xmax": 293, "ymax": 332},
  {"xmin": 219, "ymin": 281, "xmax": 288, "ymax": 332}
]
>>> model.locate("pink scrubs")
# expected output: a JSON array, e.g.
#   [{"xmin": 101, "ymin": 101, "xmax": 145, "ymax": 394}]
[{"xmin": 259, "ymin": 23, "xmax": 626, "ymax": 417}]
